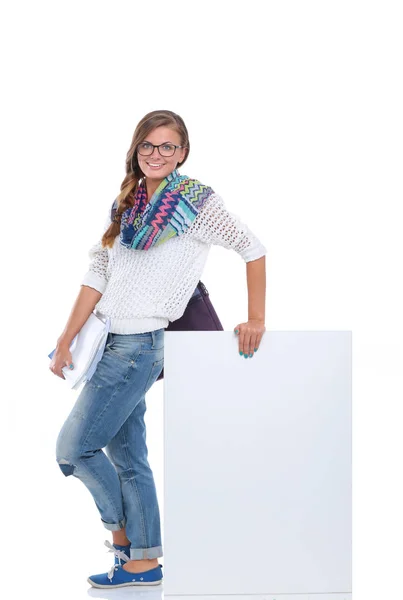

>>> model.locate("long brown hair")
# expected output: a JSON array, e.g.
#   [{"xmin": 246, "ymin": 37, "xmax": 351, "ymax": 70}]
[{"xmin": 101, "ymin": 110, "xmax": 190, "ymax": 248}]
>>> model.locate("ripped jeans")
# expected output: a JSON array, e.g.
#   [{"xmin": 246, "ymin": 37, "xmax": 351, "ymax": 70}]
[{"xmin": 55, "ymin": 328, "xmax": 164, "ymax": 560}]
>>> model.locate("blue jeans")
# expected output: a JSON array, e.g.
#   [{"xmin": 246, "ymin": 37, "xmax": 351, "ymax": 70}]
[{"xmin": 56, "ymin": 328, "xmax": 165, "ymax": 560}]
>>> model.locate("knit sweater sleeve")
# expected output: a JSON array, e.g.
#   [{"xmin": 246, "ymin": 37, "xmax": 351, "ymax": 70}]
[
  {"xmin": 189, "ymin": 193, "xmax": 267, "ymax": 262},
  {"xmin": 80, "ymin": 212, "xmax": 112, "ymax": 294}
]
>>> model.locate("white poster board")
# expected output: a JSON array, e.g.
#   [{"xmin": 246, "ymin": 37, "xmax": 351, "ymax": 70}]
[{"xmin": 163, "ymin": 331, "xmax": 352, "ymax": 597}]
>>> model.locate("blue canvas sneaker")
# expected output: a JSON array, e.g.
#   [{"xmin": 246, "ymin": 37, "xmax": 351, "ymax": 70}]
[{"xmin": 87, "ymin": 562, "xmax": 163, "ymax": 588}]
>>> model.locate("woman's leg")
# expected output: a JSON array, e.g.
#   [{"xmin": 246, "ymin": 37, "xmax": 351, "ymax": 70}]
[
  {"xmin": 55, "ymin": 328, "xmax": 164, "ymax": 550},
  {"xmin": 105, "ymin": 393, "xmax": 162, "ymax": 565},
  {"xmin": 112, "ymin": 528, "xmax": 130, "ymax": 545}
]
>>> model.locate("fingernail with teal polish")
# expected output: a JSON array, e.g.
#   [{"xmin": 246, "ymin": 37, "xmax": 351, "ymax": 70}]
[
  {"xmin": 244, "ymin": 354, "xmax": 248, "ymax": 358},
  {"xmin": 69, "ymin": 364, "xmax": 74, "ymax": 369},
  {"xmin": 249, "ymin": 353, "xmax": 253, "ymax": 358},
  {"xmin": 254, "ymin": 348, "xmax": 258, "ymax": 352},
  {"xmin": 239, "ymin": 351, "xmax": 243, "ymax": 356},
  {"xmin": 235, "ymin": 329, "xmax": 239, "ymax": 334}
]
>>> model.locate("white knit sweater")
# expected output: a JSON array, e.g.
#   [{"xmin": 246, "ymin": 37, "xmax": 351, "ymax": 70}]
[{"xmin": 81, "ymin": 192, "xmax": 267, "ymax": 334}]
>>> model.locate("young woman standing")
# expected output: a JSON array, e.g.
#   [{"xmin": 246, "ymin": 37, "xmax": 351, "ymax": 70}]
[{"xmin": 50, "ymin": 109, "xmax": 267, "ymax": 588}]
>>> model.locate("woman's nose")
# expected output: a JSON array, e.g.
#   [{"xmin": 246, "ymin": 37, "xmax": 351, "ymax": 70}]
[{"xmin": 150, "ymin": 147, "xmax": 161, "ymax": 159}]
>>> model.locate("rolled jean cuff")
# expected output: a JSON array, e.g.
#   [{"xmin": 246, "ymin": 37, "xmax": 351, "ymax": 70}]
[
  {"xmin": 130, "ymin": 545, "xmax": 163, "ymax": 560},
  {"xmin": 101, "ymin": 517, "xmax": 126, "ymax": 531}
]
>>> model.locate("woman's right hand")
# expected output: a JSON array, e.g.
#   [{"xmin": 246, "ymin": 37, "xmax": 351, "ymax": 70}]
[{"xmin": 49, "ymin": 343, "xmax": 74, "ymax": 379}]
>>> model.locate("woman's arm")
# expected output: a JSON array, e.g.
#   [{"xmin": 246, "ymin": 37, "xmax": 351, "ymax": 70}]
[
  {"xmin": 60, "ymin": 209, "xmax": 112, "ymax": 346},
  {"xmin": 49, "ymin": 285, "xmax": 103, "ymax": 379},
  {"xmin": 57, "ymin": 285, "xmax": 103, "ymax": 347},
  {"xmin": 233, "ymin": 255, "xmax": 266, "ymax": 358},
  {"xmin": 190, "ymin": 193, "xmax": 267, "ymax": 356},
  {"xmin": 50, "ymin": 209, "xmax": 112, "ymax": 379},
  {"xmin": 246, "ymin": 255, "xmax": 266, "ymax": 323}
]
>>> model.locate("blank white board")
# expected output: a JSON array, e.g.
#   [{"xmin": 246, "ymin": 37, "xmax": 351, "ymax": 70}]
[{"xmin": 163, "ymin": 331, "xmax": 352, "ymax": 596}]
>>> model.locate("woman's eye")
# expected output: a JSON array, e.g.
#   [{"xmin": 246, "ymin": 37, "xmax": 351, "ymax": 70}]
[
  {"xmin": 163, "ymin": 145, "xmax": 173, "ymax": 151},
  {"xmin": 141, "ymin": 143, "xmax": 152, "ymax": 149}
]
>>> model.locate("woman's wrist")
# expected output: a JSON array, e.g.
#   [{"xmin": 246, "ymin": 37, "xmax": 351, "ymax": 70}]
[{"xmin": 57, "ymin": 336, "xmax": 72, "ymax": 349}]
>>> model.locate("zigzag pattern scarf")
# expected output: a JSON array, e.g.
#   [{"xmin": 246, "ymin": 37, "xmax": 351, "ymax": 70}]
[{"xmin": 119, "ymin": 169, "xmax": 214, "ymax": 250}]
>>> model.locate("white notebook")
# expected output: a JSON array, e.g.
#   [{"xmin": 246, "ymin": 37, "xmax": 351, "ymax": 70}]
[{"xmin": 48, "ymin": 311, "xmax": 111, "ymax": 390}]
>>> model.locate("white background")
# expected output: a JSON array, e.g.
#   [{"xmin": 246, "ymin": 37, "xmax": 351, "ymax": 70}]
[{"xmin": 0, "ymin": 1, "xmax": 402, "ymax": 599}]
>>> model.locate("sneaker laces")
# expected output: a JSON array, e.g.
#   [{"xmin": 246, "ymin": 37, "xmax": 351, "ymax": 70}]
[{"xmin": 104, "ymin": 540, "xmax": 130, "ymax": 581}]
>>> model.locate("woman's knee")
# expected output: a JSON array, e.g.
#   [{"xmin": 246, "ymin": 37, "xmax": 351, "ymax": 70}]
[
  {"xmin": 55, "ymin": 425, "xmax": 80, "ymax": 477},
  {"xmin": 56, "ymin": 445, "xmax": 77, "ymax": 477},
  {"xmin": 56, "ymin": 457, "xmax": 76, "ymax": 477}
]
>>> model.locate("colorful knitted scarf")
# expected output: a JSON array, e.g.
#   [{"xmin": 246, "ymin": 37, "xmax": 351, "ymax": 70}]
[{"xmin": 118, "ymin": 169, "xmax": 214, "ymax": 250}]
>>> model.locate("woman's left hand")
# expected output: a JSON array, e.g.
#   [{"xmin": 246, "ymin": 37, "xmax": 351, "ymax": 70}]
[{"xmin": 234, "ymin": 319, "xmax": 266, "ymax": 357}]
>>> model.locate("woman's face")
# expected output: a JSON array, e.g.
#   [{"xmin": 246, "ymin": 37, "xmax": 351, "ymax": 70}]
[{"xmin": 137, "ymin": 126, "xmax": 187, "ymax": 183}]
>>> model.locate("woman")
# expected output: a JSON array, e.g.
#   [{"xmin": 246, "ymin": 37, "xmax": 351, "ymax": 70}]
[{"xmin": 50, "ymin": 109, "xmax": 267, "ymax": 588}]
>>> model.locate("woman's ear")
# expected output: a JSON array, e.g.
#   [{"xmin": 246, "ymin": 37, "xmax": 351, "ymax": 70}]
[{"xmin": 179, "ymin": 148, "xmax": 187, "ymax": 165}]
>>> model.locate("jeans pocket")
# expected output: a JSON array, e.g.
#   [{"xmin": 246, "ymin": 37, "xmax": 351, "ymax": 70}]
[
  {"xmin": 105, "ymin": 334, "xmax": 145, "ymax": 364},
  {"xmin": 144, "ymin": 357, "xmax": 164, "ymax": 393}
]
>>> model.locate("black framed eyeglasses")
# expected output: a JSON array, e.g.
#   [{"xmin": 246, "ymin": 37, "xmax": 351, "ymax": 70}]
[{"xmin": 137, "ymin": 142, "xmax": 185, "ymax": 157}]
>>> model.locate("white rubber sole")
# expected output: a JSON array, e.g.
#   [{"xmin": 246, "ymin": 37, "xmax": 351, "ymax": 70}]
[{"xmin": 87, "ymin": 577, "xmax": 162, "ymax": 588}]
